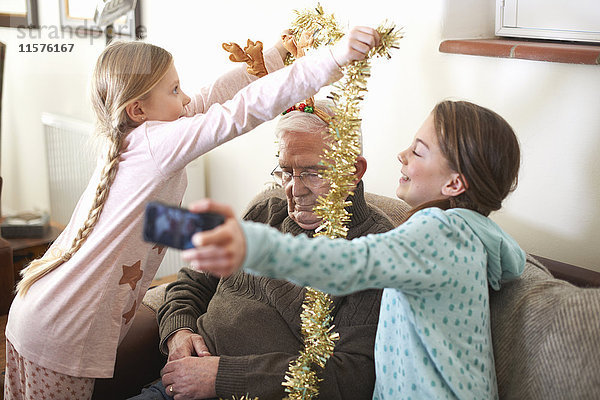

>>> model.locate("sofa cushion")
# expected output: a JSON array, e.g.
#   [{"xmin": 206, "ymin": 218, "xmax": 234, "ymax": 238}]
[
  {"xmin": 92, "ymin": 302, "xmax": 165, "ymax": 399},
  {"xmin": 92, "ymin": 285, "xmax": 167, "ymax": 399},
  {"xmin": 143, "ymin": 284, "xmax": 167, "ymax": 312},
  {"xmin": 490, "ymin": 254, "xmax": 600, "ymax": 399}
]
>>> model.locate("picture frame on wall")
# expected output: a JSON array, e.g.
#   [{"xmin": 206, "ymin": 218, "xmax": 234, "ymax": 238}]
[
  {"xmin": 58, "ymin": 0, "xmax": 142, "ymax": 38},
  {"xmin": 0, "ymin": 0, "xmax": 39, "ymax": 28}
]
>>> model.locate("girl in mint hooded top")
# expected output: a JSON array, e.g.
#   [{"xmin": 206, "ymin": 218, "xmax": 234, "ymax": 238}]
[{"xmin": 180, "ymin": 100, "xmax": 525, "ymax": 400}]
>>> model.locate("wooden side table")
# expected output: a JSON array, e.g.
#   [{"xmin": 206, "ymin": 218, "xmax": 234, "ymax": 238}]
[
  {"xmin": 0, "ymin": 223, "xmax": 63, "ymax": 314},
  {"xmin": 7, "ymin": 224, "xmax": 63, "ymax": 283},
  {"xmin": 0, "ymin": 237, "xmax": 13, "ymax": 315}
]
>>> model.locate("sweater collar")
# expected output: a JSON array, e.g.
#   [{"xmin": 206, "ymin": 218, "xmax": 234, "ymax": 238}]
[{"xmin": 281, "ymin": 180, "xmax": 369, "ymax": 239}]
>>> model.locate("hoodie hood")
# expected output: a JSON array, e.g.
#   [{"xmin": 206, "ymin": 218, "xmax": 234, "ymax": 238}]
[{"xmin": 448, "ymin": 208, "xmax": 525, "ymax": 290}]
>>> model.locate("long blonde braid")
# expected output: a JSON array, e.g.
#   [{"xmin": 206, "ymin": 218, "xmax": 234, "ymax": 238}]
[{"xmin": 17, "ymin": 41, "xmax": 173, "ymax": 295}]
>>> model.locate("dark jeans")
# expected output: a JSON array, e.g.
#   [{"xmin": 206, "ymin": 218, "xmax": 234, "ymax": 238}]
[
  {"xmin": 127, "ymin": 380, "xmax": 218, "ymax": 400},
  {"xmin": 127, "ymin": 380, "xmax": 173, "ymax": 400}
]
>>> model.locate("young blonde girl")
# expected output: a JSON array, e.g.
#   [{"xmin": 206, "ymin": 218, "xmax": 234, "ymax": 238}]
[
  {"xmin": 181, "ymin": 100, "xmax": 526, "ymax": 400},
  {"xmin": 4, "ymin": 28, "xmax": 380, "ymax": 400}
]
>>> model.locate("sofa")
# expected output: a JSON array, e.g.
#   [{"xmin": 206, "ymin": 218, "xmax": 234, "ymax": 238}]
[{"xmin": 92, "ymin": 188, "xmax": 600, "ymax": 399}]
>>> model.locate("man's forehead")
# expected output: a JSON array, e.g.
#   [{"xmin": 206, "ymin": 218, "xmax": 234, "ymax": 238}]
[
  {"xmin": 279, "ymin": 130, "xmax": 330, "ymax": 150},
  {"xmin": 280, "ymin": 128, "xmax": 327, "ymax": 141}
]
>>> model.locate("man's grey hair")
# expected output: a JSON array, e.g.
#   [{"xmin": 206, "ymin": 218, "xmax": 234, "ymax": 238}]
[{"xmin": 275, "ymin": 98, "xmax": 363, "ymax": 155}]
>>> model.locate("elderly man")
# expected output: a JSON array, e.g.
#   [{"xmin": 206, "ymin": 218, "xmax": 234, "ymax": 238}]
[{"xmin": 133, "ymin": 100, "xmax": 394, "ymax": 400}]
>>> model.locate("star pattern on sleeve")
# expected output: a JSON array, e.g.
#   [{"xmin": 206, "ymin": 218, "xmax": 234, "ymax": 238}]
[
  {"xmin": 119, "ymin": 260, "xmax": 143, "ymax": 290},
  {"xmin": 153, "ymin": 244, "xmax": 165, "ymax": 255},
  {"xmin": 122, "ymin": 300, "xmax": 137, "ymax": 324}
]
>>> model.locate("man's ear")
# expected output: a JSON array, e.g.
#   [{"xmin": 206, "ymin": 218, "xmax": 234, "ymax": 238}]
[
  {"xmin": 125, "ymin": 101, "xmax": 146, "ymax": 124},
  {"xmin": 352, "ymin": 156, "xmax": 367, "ymax": 184},
  {"xmin": 441, "ymin": 173, "xmax": 467, "ymax": 197}
]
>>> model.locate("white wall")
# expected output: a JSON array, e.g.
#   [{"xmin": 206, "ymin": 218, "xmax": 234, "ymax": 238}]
[
  {"xmin": 1, "ymin": 0, "xmax": 599, "ymax": 271},
  {"xmin": 0, "ymin": 1, "xmax": 102, "ymax": 214}
]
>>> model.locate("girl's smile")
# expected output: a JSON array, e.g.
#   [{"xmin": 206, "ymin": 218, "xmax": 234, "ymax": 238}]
[
  {"xmin": 399, "ymin": 170, "xmax": 410, "ymax": 183},
  {"xmin": 396, "ymin": 114, "xmax": 462, "ymax": 207}
]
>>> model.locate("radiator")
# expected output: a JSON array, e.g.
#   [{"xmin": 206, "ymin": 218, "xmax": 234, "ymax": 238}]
[
  {"xmin": 42, "ymin": 112, "xmax": 205, "ymax": 279},
  {"xmin": 42, "ymin": 113, "xmax": 96, "ymax": 226}
]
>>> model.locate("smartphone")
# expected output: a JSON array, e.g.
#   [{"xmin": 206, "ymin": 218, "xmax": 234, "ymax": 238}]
[{"xmin": 143, "ymin": 201, "xmax": 225, "ymax": 250}]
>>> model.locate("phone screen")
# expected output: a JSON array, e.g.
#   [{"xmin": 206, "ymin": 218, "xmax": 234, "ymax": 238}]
[{"xmin": 143, "ymin": 201, "xmax": 225, "ymax": 250}]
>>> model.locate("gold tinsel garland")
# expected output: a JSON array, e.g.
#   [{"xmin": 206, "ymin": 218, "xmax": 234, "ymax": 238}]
[
  {"xmin": 281, "ymin": 5, "xmax": 344, "ymax": 399},
  {"xmin": 282, "ymin": 287, "xmax": 339, "ymax": 399},
  {"xmin": 314, "ymin": 22, "xmax": 402, "ymax": 239},
  {"xmin": 284, "ymin": 3, "xmax": 344, "ymax": 66},
  {"xmin": 280, "ymin": 4, "xmax": 402, "ymax": 400}
]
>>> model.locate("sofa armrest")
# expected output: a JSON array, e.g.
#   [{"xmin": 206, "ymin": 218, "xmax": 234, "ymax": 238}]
[
  {"xmin": 531, "ymin": 254, "xmax": 600, "ymax": 287},
  {"xmin": 491, "ymin": 255, "xmax": 600, "ymax": 399}
]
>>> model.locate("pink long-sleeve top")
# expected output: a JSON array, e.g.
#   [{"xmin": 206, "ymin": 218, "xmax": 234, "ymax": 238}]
[{"xmin": 6, "ymin": 47, "xmax": 343, "ymax": 378}]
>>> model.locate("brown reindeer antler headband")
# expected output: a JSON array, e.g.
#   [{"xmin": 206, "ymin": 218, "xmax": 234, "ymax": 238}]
[{"xmin": 222, "ymin": 32, "xmax": 331, "ymax": 124}]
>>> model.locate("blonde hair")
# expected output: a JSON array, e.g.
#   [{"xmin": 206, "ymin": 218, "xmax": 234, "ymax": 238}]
[{"xmin": 17, "ymin": 41, "xmax": 173, "ymax": 295}]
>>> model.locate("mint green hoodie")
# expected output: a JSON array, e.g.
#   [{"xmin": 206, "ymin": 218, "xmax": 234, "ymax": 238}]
[{"xmin": 241, "ymin": 207, "xmax": 525, "ymax": 400}]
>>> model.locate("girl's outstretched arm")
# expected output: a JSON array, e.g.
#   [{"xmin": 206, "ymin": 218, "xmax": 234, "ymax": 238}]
[
  {"xmin": 183, "ymin": 198, "xmax": 385, "ymax": 295},
  {"xmin": 182, "ymin": 198, "xmax": 470, "ymax": 297},
  {"xmin": 147, "ymin": 26, "xmax": 380, "ymax": 176}
]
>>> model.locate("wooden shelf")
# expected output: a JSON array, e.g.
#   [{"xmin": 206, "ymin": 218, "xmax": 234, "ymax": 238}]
[
  {"xmin": 0, "ymin": 223, "xmax": 63, "ymax": 314},
  {"xmin": 439, "ymin": 38, "xmax": 600, "ymax": 65}
]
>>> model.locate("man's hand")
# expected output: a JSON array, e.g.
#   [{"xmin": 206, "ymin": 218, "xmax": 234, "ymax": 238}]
[
  {"xmin": 182, "ymin": 199, "xmax": 246, "ymax": 278},
  {"xmin": 167, "ymin": 330, "xmax": 211, "ymax": 362},
  {"xmin": 161, "ymin": 356, "xmax": 219, "ymax": 400}
]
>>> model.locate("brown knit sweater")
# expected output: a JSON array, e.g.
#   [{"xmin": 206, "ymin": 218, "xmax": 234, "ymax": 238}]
[{"xmin": 157, "ymin": 181, "xmax": 394, "ymax": 399}]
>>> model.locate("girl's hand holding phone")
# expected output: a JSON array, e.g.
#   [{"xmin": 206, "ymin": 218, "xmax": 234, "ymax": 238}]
[{"xmin": 182, "ymin": 199, "xmax": 246, "ymax": 278}]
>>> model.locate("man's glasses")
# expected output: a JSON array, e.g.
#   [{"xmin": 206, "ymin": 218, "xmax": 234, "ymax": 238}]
[{"xmin": 271, "ymin": 166, "xmax": 328, "ymax": 188}]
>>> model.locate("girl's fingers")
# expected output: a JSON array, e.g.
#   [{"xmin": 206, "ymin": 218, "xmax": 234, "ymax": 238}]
[
  {"xmin": 191, "ymin": 222, "xmax": 232, "ymax": 247},
  {"xmin": 342, "ymin": 27, "xmax": 380, "ymax": 62},
  {"xmin": 188, "ymin": 249, "xmax": 231, "ymax": 268},
  {"xmin": 183, "ymin": 244, "xmax": 235, "ymax": 276},
  {"xmin": 183, "ymin": 244, "xmax": 226, "ymax": 261},
  {"xmin": 190, "ymin": 261, "xmax": 231, "ymax": 278},
  {"xmin": 190, "ymin": 259, "xmax": 234, "ymax": 277},
  {"xmin": 350, "ymin": 27, "xmax": 379, "ymax": 46},
  {"xmin": 350, "ymin": 40, "xmax": 372, "ymax": 56},
  {"xmin": 179, "ymin": 200, "xmax": 245, "ymax": 277}
]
